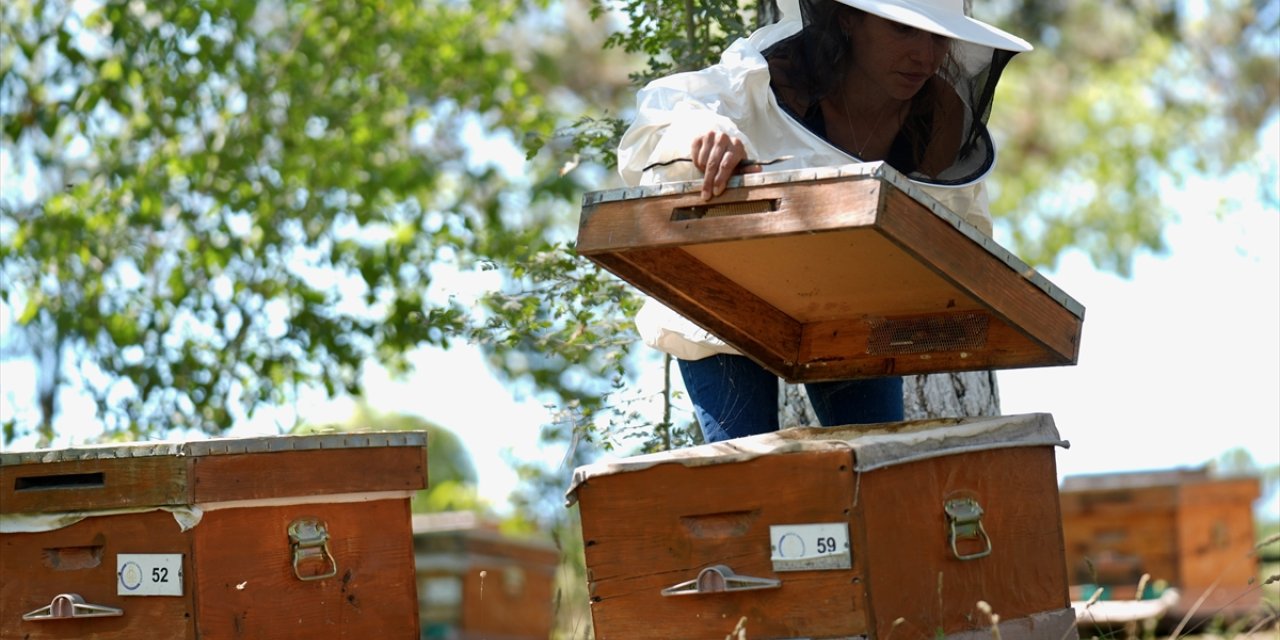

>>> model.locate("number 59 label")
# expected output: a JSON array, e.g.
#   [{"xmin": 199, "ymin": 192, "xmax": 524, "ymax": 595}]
[
  {"xmin": 769, "ymin": 523, "xmax": 851, "ymax": 572},
  {"xmin": 117, "ymin": 554, "xmax": 184, "ymax": 596}
]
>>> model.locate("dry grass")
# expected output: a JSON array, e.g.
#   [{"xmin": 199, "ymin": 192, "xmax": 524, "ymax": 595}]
[
  {"xmin": 702, "ymin": 533, "xmax": 1280, "ymax": 640},
  {"xmin": 1060, "ymin": 532, "xmax": 1279, "ymax": 640}
]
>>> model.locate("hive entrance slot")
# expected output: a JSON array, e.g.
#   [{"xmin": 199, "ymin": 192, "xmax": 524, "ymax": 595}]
[
  {"xmin": 671, "ymin": 199, "xmax": 779, "ymax": 221},
  {"xmin": 15, "ymin": 472, "xmax": 105, "ymax": 491}
]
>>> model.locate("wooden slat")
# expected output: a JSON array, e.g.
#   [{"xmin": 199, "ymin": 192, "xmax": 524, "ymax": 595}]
[
  {"xmin": 857, "ymin": 446, "xmax": 1070, "ymax": 639},
  {"xmin": 577, "ymin": 449, "xmax": 868, "ymax": 640},
  {"xmin": 794, "ymin": 312, "xmax": 1051, "ymax": 380},
  {"xmin": 191, "ymin": 446, "xmax": 427, "ymax": 503},
  {"xmin": 191, "ymin": 499, "xmax": 419, "ymax": 639},
  {"xmin": 588, "ymin": 248, "xmax": 802, "ymax": 374},
  {"xmin": 576, "ymin": 167, "xmax": 1084, "ymax": 382},
  {"xmin": 0, "ymin": 457, "xmax": 190, "ymax": 514},
  {"xmin": 577, "ymin": 177, "xmax": 884, "ymax": 253},
  {"xmin": 878, "ymin": 189, "xmax": 1082, "ymax": 364}
]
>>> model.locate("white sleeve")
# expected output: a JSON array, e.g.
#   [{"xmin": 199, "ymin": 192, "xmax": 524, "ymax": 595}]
[{"xmin": 616, "ymin": 45, "xmax": 766, "ymax": 187}]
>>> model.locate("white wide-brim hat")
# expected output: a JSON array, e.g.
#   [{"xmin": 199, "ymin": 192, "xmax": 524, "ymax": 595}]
[{"xmin": 826, "ymin": 0, "xmax": 1032, "ymax": 52}]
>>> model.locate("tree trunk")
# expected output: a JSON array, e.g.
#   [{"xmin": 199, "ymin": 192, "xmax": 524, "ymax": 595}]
[
  {"xmin": 902, "ymin": 371, "xmax": 1000, "ymax": 420},
  {"xmin": 780, "ymin": 371, "xmax": 1001, "ymax": 427}
]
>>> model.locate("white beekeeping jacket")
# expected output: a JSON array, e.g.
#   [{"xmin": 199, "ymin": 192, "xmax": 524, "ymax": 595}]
[{"xmin": 616, "ymin": 18, "xmax": 998, "ymax": 361}]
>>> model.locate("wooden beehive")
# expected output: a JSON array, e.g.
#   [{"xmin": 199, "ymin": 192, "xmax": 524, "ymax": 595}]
[
  {"xmin": 568, "ymin": 413, "xmax": 1078, "ymax": 640},
  {"xmin": 413, "ymin": 511, "xmax": 560, "ymax": 640},
  {"xmin": 576, "ymin": 162, "xmax": 1085, "ymax": 382},
  {"xmin": 1059, "ymin": 467, "xmax": 1262, "ymax": 620},
  {"xmin": 0, "ymin": 432, "xmax": 428, "ymax": 640}
]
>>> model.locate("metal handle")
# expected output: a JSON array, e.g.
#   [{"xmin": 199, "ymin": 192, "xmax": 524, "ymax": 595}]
[
  {"xmin": 289, "ymin": 517, "xmax": 338, "ymax": 581},
  {"xmin": 660, "ymin": 564, "xmax": 781, "ymax": 597},
  {"xmin": 945, "ymin": 497, "xmax": 992, "ymax": 561},
  {"xmin": 22, "ymin": 593, "xmax": 123, "ymax": 621}
]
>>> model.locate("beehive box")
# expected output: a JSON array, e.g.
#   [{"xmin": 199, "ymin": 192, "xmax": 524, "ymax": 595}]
[
  {"xmin": 568, "ymin": 413, "xmax": 1078, "ymax": 640},
  {"xmin": 413, "ymin": 511, "xmax": 560, "ymax": 639},
  {"xmin": 576, "ymin": 162, "xmax": 1085, "ymax": 383},
  {"xmin": 0, "ymin": 432, "xmax": 428, "ymax": 640},
  {"xmin": 1059, "ymin": 468, "xmax": 1262, "ymax": 620}
]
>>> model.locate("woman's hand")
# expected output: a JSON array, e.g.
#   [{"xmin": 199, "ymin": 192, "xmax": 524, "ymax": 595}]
[{"xmin": 691, "ymin": 131, "xmax": 762, "ymax": 201}]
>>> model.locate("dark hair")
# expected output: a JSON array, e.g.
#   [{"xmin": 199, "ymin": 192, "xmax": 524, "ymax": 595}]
[
  {"xmin": 762, "ymin": 0, "xmax": 1018, "ymax": 184},
  {"xmin": 763, "ymin": 0, "xmax": 942, "ymax": 172}
]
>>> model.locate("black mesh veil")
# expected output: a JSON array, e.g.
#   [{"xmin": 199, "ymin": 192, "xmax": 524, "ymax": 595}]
[{"xmin": 761, "ymin": 0, "xmax": 1020, "ymax": 185}]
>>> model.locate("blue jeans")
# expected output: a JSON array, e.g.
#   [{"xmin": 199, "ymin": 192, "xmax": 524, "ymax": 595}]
[{"xmin": 679, "ymin": 354, "xmax": 903, "ymax": 443}]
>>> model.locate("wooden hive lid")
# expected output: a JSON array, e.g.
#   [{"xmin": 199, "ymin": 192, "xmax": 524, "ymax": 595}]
[
  {"xmin": 577, "ymin": 162, "xmax": 1086, "ymax": 382},
  {"xmin": 1, "ymin": 431, "xmax": 429, "ymax": 519},
  {"xmin": 565, "ymin": 412, "xmax": 1066, "ymax": 505},
  {"xmin": 0, "ymin": 431, "xmax": 428, "ymax": 467}
]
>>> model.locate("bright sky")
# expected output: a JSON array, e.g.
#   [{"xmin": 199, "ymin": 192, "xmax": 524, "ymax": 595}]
[
  {"xmin": 998, "ymin": 175, "xmax": 1279, "ymax": 486},
  {"xmin": 2, "ymin": 124, "xmax": 1276, "ymax": 522}
]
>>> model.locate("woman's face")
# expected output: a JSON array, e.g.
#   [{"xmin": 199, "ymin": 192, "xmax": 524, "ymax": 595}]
[{"xmin": 843, "ymin": 11, "xmax": 952, "ymax": 101}]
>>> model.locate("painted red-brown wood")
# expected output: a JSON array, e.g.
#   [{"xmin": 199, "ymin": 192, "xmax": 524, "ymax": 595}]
[
  {"xmin": 573, "ymin": 419, "xmax": 1071, "ymax": 639},
  {"xmin": 458, "ymin": 544, "xmax": 558, "ymax": 637},
  {"xmin": 190, "ymin": 499, "xmax": 419, "ymax": 639},
  {"xmin": 1, "ymin": 509, "xmax": 197, "ymax": 640},
  {"xmin": 1, "ymin": 456, "xmax": 189, "ymax": 514},
  {"xmin": 1, "ymin": 433, "xmax": 428, "ymax": 640},
  {"xmin": 575, "ymin": 166, "xmax": 1085, "ymax": 383},
  {"xmin": 578, "ymin": 449, "xmax": 869, "ymax": 639},
  {"xmin": 413, "ymin": 518, "xmax": 562, "ymax": 639},
  {"xmin": 191, "ymin": 447, "xmax": 426, "ymax": 502},
  {"xmin": 1060, "ymin": 471, "xmax": 1261, "ymax": 620},
  {"xmin": 857, "ymin": 446, "xmax": 1070, "ymax": 640}
]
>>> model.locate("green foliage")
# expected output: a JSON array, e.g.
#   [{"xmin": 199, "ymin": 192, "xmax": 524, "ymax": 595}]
[
  {"xmin": 991, "ymin": 0, "xmax": 1279, "ymax": 275},
  {"xmin": 292, "ymin": 403, "xmax": 484, "ymax": 514},
  {"xmin": 589, "ymin": 0, "xmax": 757, "ymax": 82},
  {"xmin": 0, "ymin": 0, "xmax": 583, "ymax": 444}
]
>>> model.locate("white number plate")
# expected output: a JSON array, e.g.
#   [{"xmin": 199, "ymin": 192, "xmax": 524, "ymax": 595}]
[
  {"xmin": 769, "ymin": 523, "xmax": 851, "ymax": 572},
  {"xmin": 117, "ymin": 554, "xmax": 184, "ymax": 596}
]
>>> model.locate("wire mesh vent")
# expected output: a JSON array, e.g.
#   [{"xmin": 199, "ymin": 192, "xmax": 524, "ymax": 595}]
[{"xmin": 866, "ymin": 312, "xmax": 989, "ymax": 355}]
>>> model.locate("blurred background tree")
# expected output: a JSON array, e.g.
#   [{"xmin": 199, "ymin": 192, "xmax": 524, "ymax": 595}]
[
  {"xmin": 992, "ymin": 0, "xmax": 1278, "ymax": 274},
  {"xmin": 0, "ymin": 0, "xmax": 635, "ymax": 448},
  {"xmin": 292, "ymin": 403, "xmax": 484, "ymax": 514}
]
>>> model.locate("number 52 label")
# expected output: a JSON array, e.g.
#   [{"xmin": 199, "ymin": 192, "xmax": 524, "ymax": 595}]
[{"xmin": 117, "ymin": 554, "xmax": 184, "ymax": 596}]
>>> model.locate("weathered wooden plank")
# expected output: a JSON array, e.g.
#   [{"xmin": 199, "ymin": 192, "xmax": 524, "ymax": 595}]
[
  {"xmin": 575, "ymin": 163, "xmax": 1085, "ymax": 383},
  {"xmin": 190, "ymin": 446, "xmax": 427, "ymax": 503},
  {"xmin": 857, "ymin": 446, "xmax": 1070, "ymax": 640},
  {"xmin": 0, "ymin": 510, "xmax": 197, "ymax": 640},
  {"xmin": 578, "ymin": 449, "xmax": 868, "ymax": 639},
  {"xmin": 0, "ymin": 456, "xmax": 190, "ymax": 514},
  {"xmin": 878, "ymin": 189, "xmax": 1082, "ymax": 364},
  {"xmin": 577, "ymin": 176, "xmax": 884, "ymax": 253},
  {"xmin": 589, "ymin": 248, "xmax": 803, "ymax": 373},
  {"xmin": 191, "ymin": 499, "xmax": 419, "ymax": 640}
]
